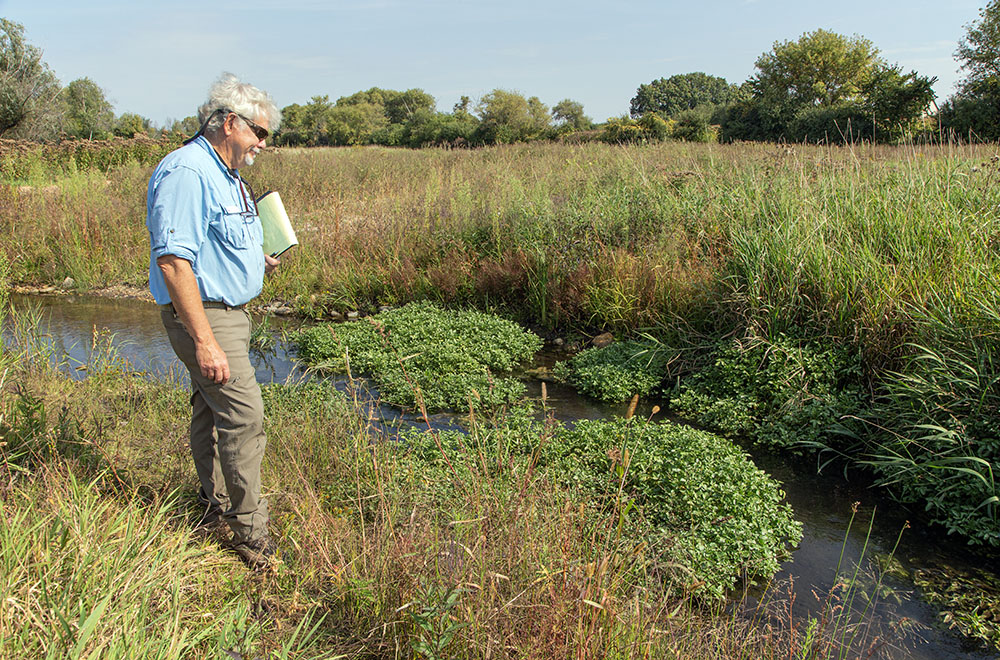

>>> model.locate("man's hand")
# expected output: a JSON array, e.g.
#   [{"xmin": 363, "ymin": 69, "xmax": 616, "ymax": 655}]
[
  {"xmin": 195, "ymin": 337, "xmax": 231, "ymax": 384},
  {"xmin": 265, "ymin": 254, "xmax": 280, "ymax": 275},
  {"xmin": 157, "ymin": 254, "xmax": 231, "ymax": 384}
]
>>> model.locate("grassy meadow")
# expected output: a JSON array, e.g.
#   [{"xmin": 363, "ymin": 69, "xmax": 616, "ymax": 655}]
[
  {"xmin": 4, "ymin": 139, "xmax": 998, "ymax": 337},
  {"xmin": 2, "ymin": 137, "xmax": 1000, "ymax": 655},
  {"xmin": 3, "ymin": 139, "xmax": 998, "ymax": 346}
]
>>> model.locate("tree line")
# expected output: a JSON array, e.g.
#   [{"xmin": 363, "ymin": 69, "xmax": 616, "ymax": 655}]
[
  {"xmin": 3, "ymin": 3, "xmax": 1000, "ymax": 146},
  {"xmin": 0, "ymin": 19, "xmax": 150, "ymax": 141}
]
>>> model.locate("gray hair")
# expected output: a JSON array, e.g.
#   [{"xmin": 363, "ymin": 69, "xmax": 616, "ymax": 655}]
[{"xmin": 198, "ymin": 72, "xmax": 281, "ymax": 136}]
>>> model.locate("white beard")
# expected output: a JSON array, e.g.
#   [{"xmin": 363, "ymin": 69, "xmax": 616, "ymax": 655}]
[{"xmin": 243, "ymin": 148, "xmax": 261, "ymax": 167}]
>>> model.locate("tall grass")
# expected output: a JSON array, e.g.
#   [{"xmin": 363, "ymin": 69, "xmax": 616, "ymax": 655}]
[
  {"xmin": 0, "ymin": 471, "xmax": 269, "ymax": 660},
  {"xmin": 860, "ymin": 291, "xmax": 1000, "ymax": 546},
  {"xmin": 4, "ymin": 141, "xmax": 997, "ymax": 343}
]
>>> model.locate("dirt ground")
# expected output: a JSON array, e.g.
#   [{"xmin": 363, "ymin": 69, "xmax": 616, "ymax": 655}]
[{"xmin": 13, "ymin": 284, "xmax": 155, "ymax": 302}]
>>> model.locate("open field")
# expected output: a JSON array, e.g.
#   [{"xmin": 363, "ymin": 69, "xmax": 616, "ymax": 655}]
[
  {"xmin": 2, "ymin": 138, "xmax": 999, "ymax": 547},
  {"xmin": 1, "ymin": 139, "xmax": 997, "ymax": 344}
]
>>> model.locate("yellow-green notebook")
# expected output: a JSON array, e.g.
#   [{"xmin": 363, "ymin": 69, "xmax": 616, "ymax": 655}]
[{"xmin": 257, "ymin": 191, "xmax": 298, "ymax": 257}]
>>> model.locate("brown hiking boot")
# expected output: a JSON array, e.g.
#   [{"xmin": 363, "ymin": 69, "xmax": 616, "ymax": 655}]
[
  {"xmin": 232, "ymin": 535, "xmax": 279, "ymax": 570},
  {"xmin": 193, "ymin": 505, "xmax": 229, "ymax": 537}
]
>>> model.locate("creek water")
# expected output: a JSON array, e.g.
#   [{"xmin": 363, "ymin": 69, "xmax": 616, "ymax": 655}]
[{"xmin": 5, "ymin": 293, "xmax": 998, "ymax": 660}]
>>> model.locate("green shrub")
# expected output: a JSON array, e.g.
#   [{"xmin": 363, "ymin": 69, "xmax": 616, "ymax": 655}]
[
  {"xmin": 670, "ymin": 337, "xmax": 863, "ymax": 451},
  {"xmin": 637, "ymin": 112, "xmax": 672, "ymax": 141},
  {"xmin": 786, "ymin": 102, "xmax": 868, "ymax": 144},
  {"xmin": 672, "ymin": 107, "xmax": 716, "ymax": 142},
  {"xmin": 542, "ymin": 418, "xmax": 802, "ymax": 599},
  {"xmin": 601, "ymin": 115, "xmax": 673, "ymax": 143},
  {"xmin": 293, "ymin": 301, "xmax": 541, "ymax": 412},
  {"xmin": 554, "ymin": 340, "xmax": 675, "ymax": 402}
]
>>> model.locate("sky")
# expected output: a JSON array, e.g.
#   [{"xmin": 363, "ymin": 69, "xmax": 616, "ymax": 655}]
[{"xmin": 0, "ymin": 0, "xmax": 987, "ymax": 127}]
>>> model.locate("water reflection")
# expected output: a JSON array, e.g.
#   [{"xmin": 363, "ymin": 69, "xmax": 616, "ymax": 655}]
[{"xmin": 5, "ymin": 293, "xmax": 306, "ymax": 383}]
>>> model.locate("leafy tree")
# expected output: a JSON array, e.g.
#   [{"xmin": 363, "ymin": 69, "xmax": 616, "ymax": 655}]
[
  {"xmin": 274, "ymin": 96, "xmax": 334, "ymax": 146},
  {"xmin": 725, "ymin": 29, "xmax": 934, "ymax": 143},
  {"xmin": 277, "ymin": 87, "xmax": 437, "ymax": 146},
  {"xmin": 114, "ymin": 112, "xmax": 151, "ymax": 138},
  {"xmin": 751, "ymin": 29, "xmax": 879, "ymax": 111},
  {"xmin": 527, "ymin": 96, "xmax": 551, "ymax": 134},
  {"xmin": 61, "ymin": 77, "xmax": 114, "ymax": 139},
  {"xmin": 273, "ymin": 102, "xmax": 306, "ymax": 145},
  {"xmin": 402, "ymin": 108, "xmax": 477, "ymax": 147},
  {"xmin": 784, "ymin": 67, "xmax": 935, "ymax": 143},
  {"xmin": 630, "ymin": 73, "xmax": 735, "ymax": 118},
  {"xmin": 337, "ymin": 87, "xmax": 435, "ymax": 125},
  {"xmin": 168, "ymin": 115, "xmax": 200, "ymax": 137},
  {"xmin": 475, "ymin": 89, "xmax": 551, "ymax": 144},
  {"xmin": 551, "ymin": 98, "xmax": 593, "ymax": 131},
  {"xmin": 0, "ymin": 18, "xmax": 61, "ymax": 139},
  {"xmin": 453, "ymin": 95, "xmax": 471, "ymax": 115},
  {"xmin": 385, "ymin": 88, "xmax": 435, "ymax": 125},
  {"xmin": 939, "ymin": 83, "xmax": 1000, "ymax": 140},
  {"xmin": 956, "ymin": 0, "xmax": 1000, "ymax": 92},
  {"xmin": 863, "ymin": 65, "xmax": 936, "ymax": 140},
  {"xmin": 939, "ymin": 2, "xmax": 1000, "ymax": 140},
  {"xmin": 326, "ymin": 101, "xmax": 387, "ymax": 145}
]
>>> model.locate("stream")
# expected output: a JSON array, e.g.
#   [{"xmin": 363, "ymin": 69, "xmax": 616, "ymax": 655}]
[{"xmin": 4, "ymin": 293, "xmax": 998, "ymax": 660}]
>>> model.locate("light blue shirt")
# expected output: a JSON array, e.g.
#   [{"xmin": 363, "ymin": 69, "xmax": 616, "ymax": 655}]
[{"xmin": 146, "ymin": 136, "xmax": 264, "ymax": 307}]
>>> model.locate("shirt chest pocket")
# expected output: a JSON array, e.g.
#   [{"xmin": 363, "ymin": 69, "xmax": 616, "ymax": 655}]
[{"xmin": 209, "ymin": 208, "xmax": 255, "ymax": 249}]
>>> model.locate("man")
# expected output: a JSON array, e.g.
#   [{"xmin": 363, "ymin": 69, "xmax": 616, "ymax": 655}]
[{"xmin": 146, "ymin": 73, "xmax": 281, "ymax": 569}]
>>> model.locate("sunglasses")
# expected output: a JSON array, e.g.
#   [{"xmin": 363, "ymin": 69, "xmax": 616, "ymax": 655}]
[
  {"xmin": 227, "ymin": 110, "xmax": 269, "ymax": 141},
  {"xmin": 183, "ymin": 107, "xmax": 270, "ymax": 145}
]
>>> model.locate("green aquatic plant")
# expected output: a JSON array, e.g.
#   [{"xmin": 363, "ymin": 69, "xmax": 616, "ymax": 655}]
[
  {"xmin": 553, "ymin": 339, "xmax": 676, "ymax": 402},
  {"xmin": 670, "ymin": 336, "xmax": 863, "ymax": 452},
  {"xmin": 542, "ymin": 418, "xmax": 803, "ymax": 599},
  {"xmin": 397, "ymin": 413, "xmax": 801, "ymax": 601},
  {"xmin": 913, "ymin": 563, "xmax": 1000, "ymax": 651},
  {"xmin": 3, "ymin": 318, "xmax": 942, "ymax": 658},
  {"xmin": 293, "ymin": 301, "xmax": 542, "ymax": 412}
]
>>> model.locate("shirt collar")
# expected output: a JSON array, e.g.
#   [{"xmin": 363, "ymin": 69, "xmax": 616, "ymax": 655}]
[{"xmin": 192, "ymin": 135, "xmax": 240, "ymax": 179}]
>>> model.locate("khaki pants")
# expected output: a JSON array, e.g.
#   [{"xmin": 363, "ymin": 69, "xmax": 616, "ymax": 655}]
[{"xmin": 162, "ymin": 305, "xmax": 269, "ymax": 543}]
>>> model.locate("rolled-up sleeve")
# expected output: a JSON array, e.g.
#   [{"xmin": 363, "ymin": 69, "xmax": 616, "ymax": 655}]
[{"xmin": 147, "ymin": 165, "xmax": 206, "ymax": 264}]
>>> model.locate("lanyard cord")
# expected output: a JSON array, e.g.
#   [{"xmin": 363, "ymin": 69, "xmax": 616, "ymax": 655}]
[{"xmin": 236, "ymin": 174, "xmax": 258, "ymax": 217}]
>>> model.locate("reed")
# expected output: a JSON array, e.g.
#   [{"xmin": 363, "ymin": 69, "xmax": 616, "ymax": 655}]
[{"xmin": 4, "ymin": 141, "xmax": 997, "ymax": 343}]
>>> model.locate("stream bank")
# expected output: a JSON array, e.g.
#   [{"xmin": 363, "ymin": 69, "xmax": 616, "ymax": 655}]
[{"xmin": 4, "ymin": 292, "xmax": 999, "ymax": 659}]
